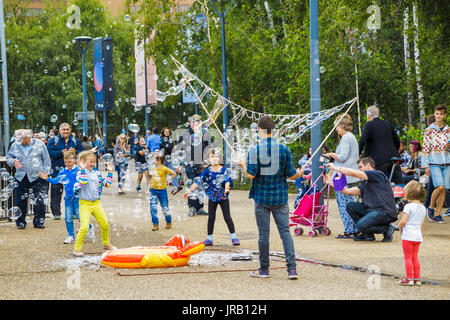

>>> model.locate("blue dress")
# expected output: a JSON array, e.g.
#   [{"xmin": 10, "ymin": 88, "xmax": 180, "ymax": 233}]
[{"xmin": 199, "ymin": 167, "xmax": 234, "ymax": 202}]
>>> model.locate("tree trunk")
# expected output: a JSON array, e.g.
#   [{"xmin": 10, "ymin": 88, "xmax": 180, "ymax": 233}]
[
  {"xmin": 264, "ymin": 1, "xmax": 277, "ymax": 46},
  {"xmin": 412, "ymin": 3, "xmax": 426, "ymax": 129},
  {"xmin": 403, "ymin": 7, "xmax": 415, "ymax": 127}
]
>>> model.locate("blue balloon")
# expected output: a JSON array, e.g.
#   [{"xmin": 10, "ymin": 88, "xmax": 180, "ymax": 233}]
[{"xmin": 16, "ymin": 114, "xmax": 25, "ymax": 120}]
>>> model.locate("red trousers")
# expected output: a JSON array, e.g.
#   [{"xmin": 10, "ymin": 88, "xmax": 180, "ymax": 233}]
[{"xmin": 402, "ymin": 240, "xmax": 421, "ymax": 280}]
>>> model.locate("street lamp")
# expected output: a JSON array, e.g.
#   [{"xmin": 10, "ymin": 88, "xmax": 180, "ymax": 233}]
[
  {"xmin": 74, "ymin": 36, "xmax": 92, "ymax": 136},
  {"xmin": 209, "ymin": 0, "xmax": 234, "ymax": 166}
]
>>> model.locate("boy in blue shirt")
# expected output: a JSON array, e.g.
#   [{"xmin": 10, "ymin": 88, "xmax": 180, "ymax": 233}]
[{"xmin": 40, "ymin": 151, "xmax": 94, "ymax": 244}]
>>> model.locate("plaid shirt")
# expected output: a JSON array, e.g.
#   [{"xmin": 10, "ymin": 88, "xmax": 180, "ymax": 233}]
[{"xmin": 246, "ymin": 137, "xmax": 297, "ymax": 206}]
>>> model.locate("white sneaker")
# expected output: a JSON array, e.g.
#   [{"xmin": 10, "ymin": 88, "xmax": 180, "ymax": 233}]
[
  {"xmin": 443, "ymin": 208, "xmax": 450, "ymax": 217},
  {"xmin": 87, "ymin": 225, "xmax": 96, "ymax": 242},
  {"xmin": 64, "ymin": 236, "xmax": 75, "ymax": 244}
]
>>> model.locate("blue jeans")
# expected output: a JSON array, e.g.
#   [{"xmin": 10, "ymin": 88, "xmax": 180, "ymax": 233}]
[
  {"xmin": 64, "ymin": 196, "xmax": 92, "ymax": 238},
  {"xmin": 150, "ymin": 188, "xmax": 171, "ymax": 225},
  {"xmin": 165, "ymin": 160, "xmax": 179, "ymax": 187},
  {"xmin": 254, "ymin": 202, "xmax": 296, "ymax": 272},
  {"xmin": 346, "ymin": 202, "xmax": 396, "ymax": 236},
  {"xmin": 429, "ymin": 165, "xmax": 450, "ymax": 189}
]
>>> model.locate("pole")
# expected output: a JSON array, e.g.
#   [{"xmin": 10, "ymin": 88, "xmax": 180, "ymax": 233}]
[
  {"xmin": 310, "ymin": 0, "xmax": 322, "ymax": 190},
  {"xmin": 81, "ymin": 51, "xmax": 88, "ymax": 136},
  {"xmin": 0, "ymin": 0, "xmax": 9, "ymax": 155},
  {"xmin": 144, "ymin": 37, "xmax": 149, "ymax": 133},
  {"xmin": 103, "ymin": 109, "xmax": 107, "ymax": 155}
]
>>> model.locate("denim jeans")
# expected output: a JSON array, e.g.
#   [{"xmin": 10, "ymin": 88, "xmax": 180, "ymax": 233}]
[
  {"xmin": 64, "ymin": 197, "xmax": 79, "ymax": 238},
  {"xmin": 150, "ymin": 188, "xmax": 171, "ymax": 225},
  {"xmin": 165, "ymin": 160, "xmax": 179, "ymax": 187},
  {"xmin": 64, "ymin": 196, "xmax": 92, "ymax": 238},
  {"xmin": 254, "ymin": 202, "xmax": 296, "ymax": 272},
  {"xmin": 346, "ymin": 202, "xmax": 396, "ymax": 236}
]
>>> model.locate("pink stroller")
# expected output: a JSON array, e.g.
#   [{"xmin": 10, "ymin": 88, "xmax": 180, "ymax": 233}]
[{"xmin": 289, "ymin": 158, "xmax": 333, "ymax": 237}]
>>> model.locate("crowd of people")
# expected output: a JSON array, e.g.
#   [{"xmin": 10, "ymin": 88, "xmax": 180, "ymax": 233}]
[{"xmin": 2, "ymin": 103, "xmax": 448, "ymax": 284}]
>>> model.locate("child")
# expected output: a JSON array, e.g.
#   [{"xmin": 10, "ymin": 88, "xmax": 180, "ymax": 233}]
[
  {"xmin": 135, "ymin": 137, "xmax": 151, "ymax": 193},
  {"xmin": 72, "ymin": 151, "xmax": 117, "ymax": 257},
  {"xmin": 398, "ymin": 180, "xmax": 427, "ymax": 286},
  {"xmin": 39, "ymin": 151, "xmax": 95, "ymax": 244},
  {"xmin": 149, "ymin": 152, "xmax": 177, "ymax": 231},
  {"xmin": 184, "ymin": 148, "xmax": 239, "ymax": 246}
]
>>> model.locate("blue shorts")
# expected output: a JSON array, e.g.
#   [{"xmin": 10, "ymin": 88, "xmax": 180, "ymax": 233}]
[{"xmin": 430, "ymin": 165, "xmax": 450, "ymax": 189}]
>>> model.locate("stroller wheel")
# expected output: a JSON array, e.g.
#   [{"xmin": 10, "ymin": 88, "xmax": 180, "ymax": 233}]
[
  {"xmin": 294, "ymin": 227, "xmax": 303, "ymax": 236},
  {"xmin": 326, "ymin": 228, "xmax": 331, "ymax": 236},
  {"xmin": 309, "ymin": 230, "xmax": 318, "ymax": 237}
]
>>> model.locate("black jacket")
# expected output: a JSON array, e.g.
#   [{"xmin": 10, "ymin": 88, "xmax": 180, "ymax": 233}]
[{"xmin": 358, "ymin": 117, "xmax": 400, "ymax": 166}]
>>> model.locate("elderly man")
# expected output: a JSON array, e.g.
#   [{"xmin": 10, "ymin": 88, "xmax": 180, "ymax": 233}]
[
  {"xmin": 6, "ymin": 129, "xmax": 52, "ymax": 229},
  {"xmin": 46, "ymin": 123, "xmax": 83, "ymax": 219},
  {"xmin": 358, "ymin": 105, "xmax": 403, "ymax": 185}
]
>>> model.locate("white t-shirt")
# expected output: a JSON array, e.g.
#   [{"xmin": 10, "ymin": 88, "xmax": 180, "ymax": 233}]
[{"xmin": 401, "ymin": 202, "xmax": 426, "ymax": 242}]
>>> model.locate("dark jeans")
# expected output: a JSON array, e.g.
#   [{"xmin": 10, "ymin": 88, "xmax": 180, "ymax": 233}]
[
  {"xmin": 346, "ymin": 202, "xmax": 396, "ymax": 236},
  {"xmin": 185, "ymin": 164, "xmax": 204, "ymax": 211},
  {"xmin": 50, "ymin": 183, "xmax": 63, "ymax": 217},
  {"xmin": 14, "ymin": 176, "xmax": 48, "ymax": 227},
  {"xmin": 254, "ymin": 202, "xmax": 296, "ymax": 272},
  {"xmin": 207, "ymin": 199, "xmax": 235, "ymax": 235}
]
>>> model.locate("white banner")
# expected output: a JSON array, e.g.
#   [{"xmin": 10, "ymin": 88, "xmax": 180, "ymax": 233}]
[{"xmin": 134, "ymin": 30, "xmax": 157, "ymax": 107}]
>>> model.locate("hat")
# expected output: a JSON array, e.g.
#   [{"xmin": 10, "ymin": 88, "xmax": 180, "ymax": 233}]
[{"xmin": 190, "ymin": 114, "xmax": 201, "ymax": 122}]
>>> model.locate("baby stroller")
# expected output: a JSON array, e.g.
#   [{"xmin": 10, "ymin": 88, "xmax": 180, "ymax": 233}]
[{"xmin": 289, "ymin": 155, "xmax": 331, "ymax": 237}]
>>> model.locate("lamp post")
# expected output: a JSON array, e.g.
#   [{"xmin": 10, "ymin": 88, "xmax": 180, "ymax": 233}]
[
  {"xmin": 310, "ymin": 0, "xmax": 322, "ymax": 193},
  {"xmin": 74, "ymin": 36, "xmax": 92, "ymax": 137},
  {"xmin": 0, "ymin": 0, "xmax": 9, "ymax": 155},
  {"xmin": 209, "ymin": 0, "xmax": 234, "ymax": 166}
]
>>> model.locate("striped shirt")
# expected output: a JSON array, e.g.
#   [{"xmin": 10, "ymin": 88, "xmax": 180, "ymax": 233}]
[
  {"xmin": 246, "ymin": 137, "xmax": 297, "ymax": 206},
  {"xmin": 73, "ymin": 169, "xmax": 113, "ymax": 201}
]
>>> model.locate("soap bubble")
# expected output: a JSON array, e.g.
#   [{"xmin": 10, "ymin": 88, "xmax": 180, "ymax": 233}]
[
  {"xmin": 50, "ymin": 114, "xmax": 58, "ymax": 123},
  {"xmin": 8, "ymin": 207, "xmax": 22, "ymax": 221},
  {"xmin": 87, "ymin": 71, "xmax": 92, "ymax": 78},
  {"xmin": 124, "ymin": 14, "xmax": 130, "ymax": 21},
  {"xmin": 102, "ymin": 153, "xmax": 114, "ymax": 165},
  {"xmin": 128, "ymin": 123, "xmax": 140, "ymax": 133},
  {"xmin": 1, "ymin": 172, "xmax": 10, "ymax": 181},
  {"xmin": 73, "ymin": 119, "xmax": 78, "ymax": 126},
  {"xmin": 153, "ymin": 74, "xmax": 158, "ymax": 81}
]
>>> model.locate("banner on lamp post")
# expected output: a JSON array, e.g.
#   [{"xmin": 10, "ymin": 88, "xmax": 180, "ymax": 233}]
[{"xmin": 134, "ymin": 31, "xmax": 157, "ymax": 108}]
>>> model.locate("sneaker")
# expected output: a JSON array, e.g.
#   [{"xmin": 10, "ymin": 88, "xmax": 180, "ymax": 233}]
[
  {"xmin": 288, "ymin": 269, "xmax": 298, "ymax": 280},
  {"xmin": 87, "ymin": 225, "xmax": 95, "ymax": 242},
  {"xmin": 165, "ymin": 222, "xmax": 172, "ymax": 229},
  {"xmin": 171, "ymin": 186, "xmax": 182, "ymax": 195},
  {"xmin": 64, "ymin": 236, "xmax": 75, "ymax": 244},
  {"xmin": 72, "ymin": 250, "xmax": 84, "ymax": 257},
  {"xmin": 54, "ymin": 215, "xmax": 61, "ymax": 220},
  {"xmin": 250, "ymin": 269, "xmax": 270, "ymax": 278},
  {"xmin": 17, "ymin": 223, "xmax": 26, "ymax": 230},
  {"xmin": 434, "ymin": 215, "xmax": 447, "ymax": 223},
  {"xmin": 136, "ymin": 185, "xmax": 142, "ymax": 192},
  {"xmin": 443, "ymin": 208, "xmax": 450, "ymax": 217},
  {"xmin": 152, "ymin": 224, "xmax": 159, "ymax": 231},
  {"xmin": 398, "ymin": 278, "xmax": 414, "ymax": 286},
  {"xmin": 414, "ymin": 279, "xmax": 422, "ymax": 286},
  {"xmin": 203, "ymin": 238, "xmax": 213, "ymax": 246},
  {"xmin": 353, "ymin": 233, "xmax": 376, "ymax": 241},
  {"xmin": 427, "ymin": 208, "xmax": 435, "ymax": 221},
  {"xmin": 231, "ymin": 238, "xmax": 240, "ymax": 246},
  {"xmin": 197, "ymin": 208, "xmax": 208, "ymax": 215},
  {"xmin": 103, "ymin": 244, "xmax": 117, "ymax": 251},
  {"xmin": 188, "ymin": 207, "xmax": 197, "ymax": 217},
  {"xmin": 382, "ymin": 225, "xmax": 395, "ymax": 242},
  {"xmin": 34, "ymin": 224, "xmax": 45, "ymax": 229}
]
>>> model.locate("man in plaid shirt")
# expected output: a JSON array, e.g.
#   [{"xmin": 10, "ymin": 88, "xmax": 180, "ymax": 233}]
[{"xmin": 239, "ymin": 116, "xmax": 301, "ymax": 280}]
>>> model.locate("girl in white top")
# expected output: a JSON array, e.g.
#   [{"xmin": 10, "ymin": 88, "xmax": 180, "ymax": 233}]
[{"xmin": 398, "ymin": 180, "xmax": 427, "ymax": 286}]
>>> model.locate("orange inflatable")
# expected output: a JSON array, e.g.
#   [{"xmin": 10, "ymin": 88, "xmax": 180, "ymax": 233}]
[{"xmin": 100, "ymin": 235, "xmax": 204, "ymax": 268}]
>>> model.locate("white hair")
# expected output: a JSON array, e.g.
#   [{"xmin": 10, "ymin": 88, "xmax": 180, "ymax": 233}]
[
  {"xmin": 367, "ymin": 105, "xmax": 379, "ymax": 119},
  {"xmin": 20, "ymin": 129, "xmax": 33, "ymax": 138}
]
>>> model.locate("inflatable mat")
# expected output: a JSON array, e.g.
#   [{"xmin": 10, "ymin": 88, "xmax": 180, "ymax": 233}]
[{"xmin": 101, "ymin": 235, "xmax": 204, "ymax": 268}]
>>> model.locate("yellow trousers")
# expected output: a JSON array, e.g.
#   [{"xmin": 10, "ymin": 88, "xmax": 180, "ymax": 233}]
[{"xmin": 74, "ymin": 199, "xmax": 110, "ymax": 251}]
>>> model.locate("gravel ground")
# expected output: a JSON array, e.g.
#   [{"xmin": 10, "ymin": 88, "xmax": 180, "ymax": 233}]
[{"xmin": 0, "ymin": 168, "xmax": 449, "ymax": 300}]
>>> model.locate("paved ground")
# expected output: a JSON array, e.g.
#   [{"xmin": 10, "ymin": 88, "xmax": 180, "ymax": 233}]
[{"xmin": 0, "ymin": 167, "xmax": 449, "ymax": 300}]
